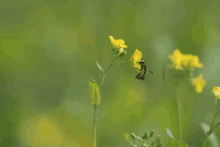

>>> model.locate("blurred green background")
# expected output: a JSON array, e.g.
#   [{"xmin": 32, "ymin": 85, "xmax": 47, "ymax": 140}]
[{"xmin": 1, "ymin": 0, "xmax": 220, "ymax": 146}]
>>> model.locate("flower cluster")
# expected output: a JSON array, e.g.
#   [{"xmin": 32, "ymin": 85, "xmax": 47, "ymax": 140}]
[
  {"xmin": 169, "ymin": 49, "xmax": 203, "ymax": 71},
  {"xmin": 169, "ymin": 49, "xmax": 205, "ymax": 93},
  {"xmin": 109, "ymin": 36, "xmax": 143, "ymax": 75}
]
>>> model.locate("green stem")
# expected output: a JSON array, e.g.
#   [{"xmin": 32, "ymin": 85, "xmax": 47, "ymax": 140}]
[
  {"xmin": 215, "ymin": 97, "xmax": 217, "ymax": 107},
  {"xmin": 104, "ymin": 65, "xmax": 113, "ymax": 75},
  {"xmin": 202, "ymin": 136, "xmax": 209, "ymax": 147},
  {"xmin": 202, "ymin": 108, "xmax": 220, "ymax": 147},
  {"xmin": 112, "ymin": 61, "xmax": 129, "ymax": 65},
  {"xmin": 92, "ymin": 55, "xmax": 116, "ymax": 147},
  {"xmin": 177, "ymin": 99, "xmax": 182, "ymax": 142},
  {"xmin": 101, "ymin": 74, "xmax": 105, "ymax": 86},
  {"xmin": 104, "ymin": 56, "xmax": 116, "ymax": 75},
  {"xmin": 211, "ymin": 122, "xmax": 220, "ymax": 133},
  {"xmin": 93, "ymin": 105, "xmax": 97, "ymax": 147},
  {"xmin": 209, "ymin": 109, "xmax": 220, "ymax": 132},
  {"xmin": 176, "ymin": 80, "xmax": 182, "ymax": 142}
]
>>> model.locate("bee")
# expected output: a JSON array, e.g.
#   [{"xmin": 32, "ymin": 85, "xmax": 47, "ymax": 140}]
[{"xmin": 135, "ymin": 58, "xmax": 153, "ymax": 80}]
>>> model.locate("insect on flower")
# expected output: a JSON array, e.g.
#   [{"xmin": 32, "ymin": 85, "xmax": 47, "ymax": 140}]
[{"xmin": 135, "ymin": 58, "xmax": 153, "ymax": 80}]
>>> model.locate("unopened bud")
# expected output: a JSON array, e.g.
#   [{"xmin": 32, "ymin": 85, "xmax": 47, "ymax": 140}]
[
  {"xmin": 118, "ymin": 51, "xmax": 126, "ymax": 57},
  {"xmin": 143, "ymin": 131, "xmax": 149, "ymax": 140},
  {"xmin": 130, "ymin": 133, "xmax": 136, "ymax": 139},
  {"xmin": 150, "ymin": 129, "xmax": 154, "ymax": 137},
  {"xmin": 136, "ymin": 136, "xmax": 142, "ymax": 142}
]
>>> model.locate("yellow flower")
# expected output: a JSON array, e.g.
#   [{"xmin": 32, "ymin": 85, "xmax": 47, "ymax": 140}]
[
  {"xmin": 191, "ymin": 56, "xmax": 203, "ymax": 68},
  {"xmin": 191, "ymin": 74, "xmax": 206, "ymax": 93},
  {"xmin": 129, "ymin": 49, "xmax": 142, "ymax": 73},
  {"xmin": 212, "ymin": 86, "xmax": 220, "ymax": 99},
  {"xmin": 109, "ymin": 36, "xmax": 127, "ymax": 49},
  {"xmin": 168, "ymin": 49, "xmax": 184, "ymax": 70},
  {"xmin": 181, "ymin": 54, "xmax": 203, "ymax": 70},
  {"xmin": 169, "ymin": 49, "xmax": 203, "ymax": 71}
]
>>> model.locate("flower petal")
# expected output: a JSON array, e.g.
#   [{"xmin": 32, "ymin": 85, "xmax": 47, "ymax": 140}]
[
  {"xmin": 129, "ymin": 49, "xmax": 142, "ymax": 73},
  {"xmin": 191, "ymin": 74, "xmax": 206, "ymax": 93}
]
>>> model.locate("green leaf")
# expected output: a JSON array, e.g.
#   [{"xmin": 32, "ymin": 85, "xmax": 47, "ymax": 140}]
[
  {"xmin": 89, "ymin": 80, "xmax": 101, "ymax": 107},
  {"xmin": 166, "ymin": 128, "xmax": 174, "ymax": 139},
  {"xmin": 200, "ymin": 122, "xmax": 219, "ymax": 147},
  {"xmin": 166, "ymin": 128, "xmax": 189, "ymax": 147}
]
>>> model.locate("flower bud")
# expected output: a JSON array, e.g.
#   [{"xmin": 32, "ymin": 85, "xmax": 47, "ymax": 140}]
[
  {"xmin": 118, "ymin": 51, "xmax": 126, "ymax": 57},
  {"xmin": 150, "ymin": 129, "xmax": 154, "ymax": 137},
  {"xmin": 130, "ymin": 133, "xmax": 136, "ymax": 139},
  {"xmin": 136, "ymin": 136, "xmax": 142, "ymax": 142},
  {"xmin": 142, "ymin": 131, "xmax": 149, "ymax": 140}
]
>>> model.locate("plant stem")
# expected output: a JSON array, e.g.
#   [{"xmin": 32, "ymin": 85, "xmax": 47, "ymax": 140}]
[
  {"xmin": 93, "ymin": 105, "xmax": 97, "ymax": 147},
  {"xmin": 176, "ymin": 81, "xmax": 182, "ymax": 142},
  {"xmin": 177, "ymin": 99, "xmax": 182, "ymax": 142},
  {"xmin": 104, "ymin": 56, "xmax": 116, "ymax": 75},
  {"xmin": 92, "ymin": 55, "xmax": 116, "ymax": 147},
  {"xmin": 112, "ymin": 61, "xmax": 129, "ymax": 65},
  {"xmin": 209, "ymin": 108, "xmax": 220, "ymax": 132},
  {"xmin": 211, "ymin": 122, "xmax": 220, "ymax": 134},
  {"xmin": 202, "ymin": 108, "xmax": 220, "ymax": 147},
  {"xmin": 202, "ymin": 136, "xmax": 209, "ymax": 147},
  {"xmin": 101, "ymin": 74, "xmax": 105, "ymax": 86}
]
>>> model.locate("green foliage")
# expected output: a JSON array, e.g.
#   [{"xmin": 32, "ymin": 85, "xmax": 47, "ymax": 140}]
[
  {"xmin": 124, "ymin": 130, "xmax": 162, "ymax": 147},
  {"xmin": 142, "ymin": 131, "xmax": 149, "ymax": 140},
  {"xmin": 166, "ymin": 128, "xmax": 189, "ymax": 147},
  {"xmin": 200, "ymin": 122, "xmax": 220, "ymax": 147},
  {"xmin": 1, "ymin": 0, "xmax": 220, "ymax": 146}
]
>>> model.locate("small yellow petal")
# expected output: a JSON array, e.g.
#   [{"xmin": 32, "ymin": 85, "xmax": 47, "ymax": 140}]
[
  {"xmin": 122, "ymin": 44, "xmax": 128, "ymax": 48},
  {"xmin": 191, "ymin": 74, "xmax": 206, "ymax": 93},
  {"xmin": 109, "ymin": 36, "xmax": 127, "ymax": 50},
  {"xmin": 109, "ymin": 36, "xmax": 115, "ymax": 42}
]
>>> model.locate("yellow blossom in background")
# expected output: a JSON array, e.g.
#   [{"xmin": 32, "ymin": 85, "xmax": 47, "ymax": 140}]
[
  {"xmin": 169, "ymin": 49, "xmax": 184, "ymax": 70},
  {"xmin": 109, "ymin": 36, "xmax": 127, "ymax": 56},
  {"xmin": 212, "ymin": 86, "xmax": 220, "ymax": 99},
  {"xmin": 169, "ymin": 49, "xmax": 203, "ymax": 71},
  {"xmin": 190, "ymin": 55, "xmax": 203, "ymax": 68},
  {"xmin": 181, "ymin": 55, "xmax": 192, "ymax": 67},
  {"xmin": 129, "ymin": 49, "xmax": 142, "ymax": 73},
  {"xmin": 191, "ymin": 74, "xmax": 206, "ymax": 93},
  {"xmin": 181, "ymin": 54, "xmax": 203, "ymax": 70}
]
